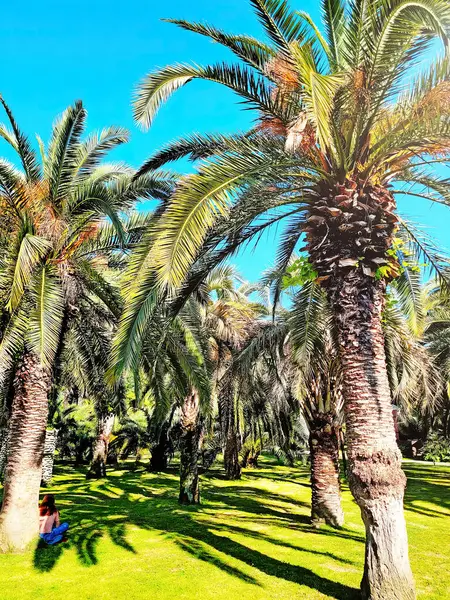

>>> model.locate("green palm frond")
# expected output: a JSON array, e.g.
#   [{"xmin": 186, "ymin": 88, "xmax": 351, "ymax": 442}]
[
  {"xmin": 136, "ymin": 133, "xmax": 251, "ymax": 176},
  {"xmin": 165, "ymin": 19, "xmax": 275, "ymax": 72},
  {"xmin": 289, "ymin": 282, "xmax": 330, "ymax": 363},
  {"xmin": 390, "ymin": 267, "xmax": 426, "ymax": 338},
  {"xmin": 110, "ymin": 285, "xmax": 160, "ymax": 380},
  {"xmin": 0, "ymin": 303, "xmax": 29, "ymax": 383},
  {"xmin": 398, "ymin": 219, "xmax": 450, "ymax": 286},
  {"xmin": 27, "ymin": 265, "xmax": 65, "ymax": 367},
  {"xmin": 75, "ymin": 259, "xmax": 123, "ymax": 317},
  {"xmin": 0, "ymin": 97, "xmax": 41, "ymax": 182},
  {"xmin": 74, "ymin": 127, "xmax": 130, "ymax": 179},
  {"xmin": 134, "ymin": 63, "xmax": 291, "ymax": 129},
  {"xmin": 6, "ymin": 233, "xmax": 52, "ymax": 312},
  {"xmin": 150, "ymin": 140, "xmax": 303, "ymax": 290},
  {"xmin": 249, "ymin": 0, "xmax": 309, "ymax": 49},
  {"xmin": 0, "ymin": 159, "xmax": 28, "ymax": 211},
  {"xmin": 268, "ymin": 214, "xmax": 307, "ymax": 310},
  {"xmin": 321, "ymin": 0, "xmax": 346, "ymax": 67},
  {"xmin": 46, "ymin": 100, "xmax": 86, "ymax": 207}
]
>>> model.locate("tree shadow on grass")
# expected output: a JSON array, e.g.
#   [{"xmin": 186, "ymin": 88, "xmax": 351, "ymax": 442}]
[
  {"xmin": 403, "ymin": 463, "xmax": 450, "ymax": 518},
  {"xmin": 32, "ymin": 466, "xmax": 360, "ymax": 599}
]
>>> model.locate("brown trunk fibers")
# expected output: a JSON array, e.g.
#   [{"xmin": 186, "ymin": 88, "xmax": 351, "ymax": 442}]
[
  {"xmin": 87, "ymin": 413, "xmax": 115, "ymax": 479},
  {"xmin": 179, "ymin": 389, "xmax": 201, "ymax": 504},
  {"xmin": 0, "ymin": 352, "xmax": 51, "ymax": 552},
  {"xmin": 309, "ymin": 415, "xmax": 344, "ymax": 528},
  {"xmin": 307, "ymin": 180, "xmax": 415, "ymax": 599}
]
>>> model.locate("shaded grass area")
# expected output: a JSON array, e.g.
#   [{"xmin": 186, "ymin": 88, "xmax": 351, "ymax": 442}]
[{"xmin": 0, "ymin": 458, "xmax": 449, "ymax": 599}]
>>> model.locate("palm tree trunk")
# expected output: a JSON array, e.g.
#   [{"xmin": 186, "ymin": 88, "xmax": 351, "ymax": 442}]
[
  {"xmin": 150, "ymin": 406, "xmax": 175, "ymax": 472},
  {"xmin": 41, "ymin": 429, "xmax": 58, "ymax": 486},
  {"xmin": 224, "ymin": 429, "xmax": 241, "ymax": 480},
  {"xmin": 150, "ymin": 440, "xmax": 170, "ymax": 471},
  {"xmin": 0, "ymin": 427, "xmax": 9, "ymax": 481},
  {"xmin": 309, "ymin": 415, "xmax": 344, "ymax": 528},
  {"xmin": 307, "ymin": 181, "xmax": 415, "ymax": 598},
  {"xmin": 0, "ymin": 351, "xmax": 51, "ymax": 552},
  {"xmin": 331, "ymin": 271, "xmax": 414, "ymax": 599},
  {"xmin": 87, "ymin": 413, "xmax": 115, "ymax": 479},
  {"xmin": 150, "ymin": 423, "xmax": 172, "ymax": 471},
  {"xmin": 222, "ymin": 394, "xmax": 241, "ymax": 480},
  {"xmin": 240, "ymin": 447, "xmax": 250, "ymax": 468},
  {"xmin": 247, "ymin": 451, "xmax": 260, "ymax": 468},
  {"xmin": 179, "ymin": 389, "xmax": 201, "ymax": 505}
]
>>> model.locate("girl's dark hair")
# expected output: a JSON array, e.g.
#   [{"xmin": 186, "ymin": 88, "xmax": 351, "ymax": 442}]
[{"xmin": 39, "ymin": 494, "xmax": 57, "ymax": 517}]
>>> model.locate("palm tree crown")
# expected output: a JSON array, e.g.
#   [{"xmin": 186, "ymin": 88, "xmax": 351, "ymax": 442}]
[
  {"xmin": 117, "ymin": 0, "xmax": 450, "ymax": 368},
  {"xmin": 0, "ymin": 99, "xmax": 174, "ymax": 381}
]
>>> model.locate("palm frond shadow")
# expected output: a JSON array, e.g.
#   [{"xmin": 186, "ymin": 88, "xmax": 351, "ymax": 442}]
[{"xmin": 32, "ymin": 464, "xmax": 364, "ymax": 599}]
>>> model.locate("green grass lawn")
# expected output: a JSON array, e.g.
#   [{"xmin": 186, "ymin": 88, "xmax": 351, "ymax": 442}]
[{"xmin": 0, "ymin": 458, "xmax": 449, "ymax": 600}]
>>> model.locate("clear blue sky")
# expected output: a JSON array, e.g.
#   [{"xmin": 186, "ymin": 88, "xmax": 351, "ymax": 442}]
[{"xmin": 0, "ymin": 0, "xmax": 449, "ymax": 281}]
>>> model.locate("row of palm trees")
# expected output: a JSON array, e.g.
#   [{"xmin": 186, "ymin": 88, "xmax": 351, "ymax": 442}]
[{"xmin": 1, "ymin": 0, "xmax": 450, "ymax": 598}]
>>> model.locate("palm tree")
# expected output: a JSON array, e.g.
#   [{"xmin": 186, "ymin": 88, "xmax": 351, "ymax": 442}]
[
  {"xmin": 0, "ymin": 99, "xmax": 173, "ymax": 551},
  {"xmin": 289, "ymin": 283, "xmax": 345, "ymax": 528},
  {"xmin": 117, "ymin": 288, "xmax": 212, "ymax": 503},
  {"xmin": 200, "ymin": 266, "xmax": 264, "ymax": 479},
  {"xmin": 235, "ymin": 281, "xmax": 345, "ymax": 527},
  {"xmin": 123, "ymin": 2, "xmax": 450, "ymax": 595}
]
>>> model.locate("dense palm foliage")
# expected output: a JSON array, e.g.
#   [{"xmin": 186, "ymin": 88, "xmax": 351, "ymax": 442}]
[
  {"xmin": 0, "ymin": 99, "xmax": 174, "ymax": 550},
  {"xmin": 112, "ymin": 1, "xmax": 450, "ymax": 597},
  {"xmin": 0, "ymin": 4, "xmax": 449, "ymax": 600}
]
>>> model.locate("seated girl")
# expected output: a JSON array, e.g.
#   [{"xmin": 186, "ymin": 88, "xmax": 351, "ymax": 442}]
[{"xmin": 39, "ymin": 494, "xmax": 69, "ymax": 545}]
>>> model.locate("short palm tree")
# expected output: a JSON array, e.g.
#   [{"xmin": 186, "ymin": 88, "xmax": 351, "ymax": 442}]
[
  {"xmin": 0, "ymin": 99, "xmax": 173, "ymax": 551},
  {"xmin": 125, "ymin": 290, "xmax": 212, "ymax": 503},
  {"xmin": 236, "ymin": 281, "xmax": 345, "ymax": 527},
  {"xmin": 123, "ymin": 1, "xmax": 450, "ymax": 596},
  {"xmin": 385, "ymin": 265, "xmax": 450, "ymax": 439},
  {"xmin": 201, "ymin": 266, "xmax": 265, "ymax": 479},
  {"xmin": 289, "ymin": 283, "xmax": 345, "ymax": 528}
]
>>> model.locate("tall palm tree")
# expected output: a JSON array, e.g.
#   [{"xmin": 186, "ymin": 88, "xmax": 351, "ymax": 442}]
[
  {"xmin": 122, "ymin": 2, "xmax": 450, "ymax": 596},
  {"xmin": 123, "ymin": 290, "xmax": 212, "ymax": 503},
  {"xmin": 0, "ymin": 99, "xmax": 173, "ymax": 551}
]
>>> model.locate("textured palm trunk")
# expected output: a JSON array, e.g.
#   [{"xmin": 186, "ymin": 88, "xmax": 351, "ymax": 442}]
[
  {"xmin": 150, "ymin": 424, "xmax": 172, "ymax": 472},
  {"xmin": 240, "ymin": 447, "xmax": 250, "ymax": 468},
  {"xmin": 224, "ymin": 429, "xmax": 241, "ymax": 480},
  {"xmin": 87, "ymin": 413, "xmax": 115, "ymax": 479},
  {"xmin": 41, "ymin": 429, "xmax": 58, "ymax": 486},
  {"xmin": 0, "ymin": 427, "xmax": 9, "ymax": 481},
  {"xmin": 222, "ymin": 393, "xmax": 241, "ymax": 480},
  {"xmin": 179, "ymin": 389, "xmax": 201, "ymax": 505},
  {"xmin": 150, "ymin": 443, "xmax": 169, "ymax": 471},
  {"xmin": 333, "ymin": 274, "xmax": 414, "ymax": 599},
  {"xmin": 0, "ymin": 352, "xmax": 51, "ymax": 552},
  {"xmin": 309, "ymin": 414, "xmax": 344, "ymax": 528},
  {"xmin": 307, "ymin": 180, "xmax": 415, "ymax": 599},
  {"xmin": 150, "ymin": 404, "xmax": 176, "ymax": 471}
]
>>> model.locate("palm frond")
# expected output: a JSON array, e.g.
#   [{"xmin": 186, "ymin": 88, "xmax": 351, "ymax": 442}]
[
  {"xmin": 0, "ymin": 97, "xmax": 41, "ymax": 182},
  {"xmin": 250, "ymin": 0, "xmax": 309, "ymax": 50},
  {"xmin": 165, "ymin": 19, "xmax": 275, "ymax": 72},
  {"xmin": 46, "ymin": 100, "xmax": 87, "ymax": 208},
  {"xmin": 134, "ymin": 63, "xmax": 292, "ymax": 129},
  {"xmin": 27, "ymin": 265, "xmax": 64, "ymax": 367},
  {"xmin": 74, "ymin": 127, "xmax": 129, "ymax": 179},
  {"xmin": 6, "ymin": 233, "xmax": 52, "ymax": 312}
]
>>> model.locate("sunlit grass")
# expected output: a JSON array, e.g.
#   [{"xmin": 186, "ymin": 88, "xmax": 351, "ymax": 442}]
[{"xmin": 0, "ymin": 458, "xmax": 449, "ymax": 599}]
